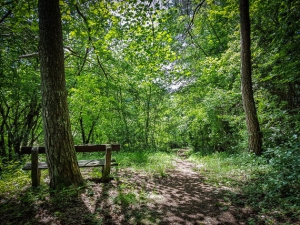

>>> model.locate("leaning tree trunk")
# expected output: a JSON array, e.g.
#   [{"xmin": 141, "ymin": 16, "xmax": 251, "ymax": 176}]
[
  {"xmin": 38, "ymin": 0, "xmax": 84, "ymax": 190},
  {"xmin": 239, "ymin": 0, "xmax": 262, "ymax": 156}
]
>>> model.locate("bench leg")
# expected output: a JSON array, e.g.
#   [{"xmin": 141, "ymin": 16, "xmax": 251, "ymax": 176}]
[
  {"xmin": 102, "ymin": 146, "xmax": 112, "ymax": 182},
  {"xmin": 32, "ymin": 169, "xmax": 41, "ymax": 187},
  {"xmin": 31, "ymin": 147, "xmax": 40, "ymax": 187}
]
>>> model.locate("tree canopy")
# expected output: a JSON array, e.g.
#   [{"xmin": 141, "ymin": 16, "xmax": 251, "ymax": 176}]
[{"xmin": 0, "ymin": 0, "xmax": 299, "ymax": 157}]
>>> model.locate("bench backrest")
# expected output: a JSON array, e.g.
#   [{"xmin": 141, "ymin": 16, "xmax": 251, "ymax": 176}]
[{"xmin": 21, "ymin": 144, "xmax": 120, "ymax": 154}]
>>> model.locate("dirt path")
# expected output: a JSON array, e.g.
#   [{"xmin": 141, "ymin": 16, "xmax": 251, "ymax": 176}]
[
  {"xmin": 1, "ymin": 153, "xmax": 254, "ymax": 225},
  {"xmin": 134, "ymin": 158, "xmax": 250, "ymax": 224},
  {"xmin": 79, "ymin": 155, "xmax": 253, "ymax": 225}
]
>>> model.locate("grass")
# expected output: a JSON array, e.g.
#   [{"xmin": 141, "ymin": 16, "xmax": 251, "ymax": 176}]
[
  {"xmin": 0, "ymin": 160, "xmax": 31, "ymax": 194},
  {"xmin": 0, "ymin": 150, "xmax": 178, "ymax": 225},
  {"xmin": 77, "ymin": 150, "xmax": 177, "ymax": 177},
  {"xmin": 0, "ymin": 150, "xmax": 177, "ymax": 194},
  {"xmin": 115, "ymin": 151, "xmax": 177, "ymax": 177},
  {"xmin": 188, "ymin": 150, "xmax": 300, "ymax": 225},
  {"xmin": 188, "ymin": 151, "xmax": 270, "ymax": 188},
  {"xmin": 1, "ymin": 149, "xmax": 299, "ymax": 224}
]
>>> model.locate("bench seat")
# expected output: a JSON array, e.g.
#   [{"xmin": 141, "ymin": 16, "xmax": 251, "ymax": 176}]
[{"xmin": 22, "ymin": 159, "xmax": 118, "ymax": 170}]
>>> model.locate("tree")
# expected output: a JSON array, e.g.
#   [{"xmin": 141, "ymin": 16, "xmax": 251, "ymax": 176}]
[
  {"xmin": 0, "ymin": 1, "xmax": 43, "ymax": 159},
  {"xmin": 38, "ymin": 0, "xmax": 84, "ymax": 190},
  {"xmin": 239, "ymin": 0, "xmax": 262, "ymax": 155}
]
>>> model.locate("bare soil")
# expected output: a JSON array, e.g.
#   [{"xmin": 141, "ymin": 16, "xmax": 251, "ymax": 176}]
[
  {"xmin": 1, "ymin": 153, "xmax": 257, "ymax": 225},
  {"xmin": 92, "ymin": 158, "xmax": 253, "ymax": 225}
]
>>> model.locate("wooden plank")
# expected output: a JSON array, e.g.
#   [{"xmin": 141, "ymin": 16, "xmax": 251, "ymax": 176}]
[
  {"xmin": 23, "ymin": 162, "xmax": 48, "ymax": 170},
  {"xmin": 22, "ymin": 159, "xmax": 117, "ymax": 170},
  {"xmin": 75, "ymin": 145, "xmax": 107, "ymax": 152},
  {"xmin": 21, "ymin": 146, "xmax": 45, "ymax": 154},
  {"xmin": 111, "ymin": 144, "xmax": 120, "ymax": 151},
  {"xmin": 21, "ymin": 144, "xmax": 120, "ymax": 154}
]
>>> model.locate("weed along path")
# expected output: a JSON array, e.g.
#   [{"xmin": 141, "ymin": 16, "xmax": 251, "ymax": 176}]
[{"xmin": 80, "ymin": 153, "xmax": 253, "ymax": 225}]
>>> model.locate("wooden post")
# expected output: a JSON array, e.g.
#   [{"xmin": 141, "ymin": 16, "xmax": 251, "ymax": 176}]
[
  {"xmin": 31, "ymin": 147, "xmax": 41, "ymax": 187},
  {"xmin": 102, "ymin": 145, "xmax": 112, "ymax": 181}
]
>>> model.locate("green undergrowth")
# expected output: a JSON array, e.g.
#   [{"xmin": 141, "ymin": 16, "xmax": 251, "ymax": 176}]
[
  {"xmin": 1, "ymin": 148, "xmax": 299, "ymax": 224},
  {"xmin": 77, "ymin": 150, "xmax": 177, "ymax": 177},
  {"xmin": 0, "ymin": 160, "xmax": 31, "ymax": 194},
  {"xmin": 189, "ymin": 149, "xmax": 300, "ymax": 224},
  {"xmin": 0, "ymin": 150, "xmax": 178, "ymax": 225},
  {"xmin": 113, "ymin": 150, "xmax": 177, "ymax": 177},
  {"xmin": 0, "ymin": 150, "xmax": 177, "ymax": 196},
  {"xmin": 189, "ymin": 151, "xmax": 269, "ymax": 188}
]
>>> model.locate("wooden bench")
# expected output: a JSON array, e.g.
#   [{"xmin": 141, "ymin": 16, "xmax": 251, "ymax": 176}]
[{"xmin": 21, "ymin": 144, "xmax": 120, "ymax": 186}]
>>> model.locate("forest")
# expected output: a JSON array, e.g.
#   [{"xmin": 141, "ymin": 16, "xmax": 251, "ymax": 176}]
[{"xmin": 0, "ymin": 0, "xmax": 299, "ymax": 224}]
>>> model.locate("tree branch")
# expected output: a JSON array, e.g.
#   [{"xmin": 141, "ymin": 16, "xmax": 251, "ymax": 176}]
[
  {"xmin": 75, "ymin": 4, "xmax": 109, "ymax": 79},
  {"xmin": 19, "ymin": 47, "xmax": 82, "ymax": 59},
  {"xmin": 64, "ymin": 46, "xmax": 79, "ymax": 56},
  {"xmin": 96, "ymin": 55, "xmax": 109, "ymax": 80},
  {"xmin": 187, "ymin": 30, "xmax": 208, "ymax": 56},
  {"xmin": 0, "ymin": 10, "xmax": 12, "ymax": 24},
  {"xmin": 19, "ymin": 53, "xmax": 39, "ymax": 59},
  {"xmin": 0, "ymin": 1, "xmax": 14, "ymax": 7},
  {"xmin": 185, "ymin": 0, "xmax": 206, "ymax": 33},
  {"xmin": 208, "ymin": 19, "xmax": 226, "ymax": 52},
  {"xmin": 147, "ymin": 0, "xmax": 154, "ymax": 8}
]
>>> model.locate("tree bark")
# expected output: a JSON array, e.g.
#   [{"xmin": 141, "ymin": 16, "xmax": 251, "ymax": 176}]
[
  {"xmin": 144, "ymin": 85, "xmax": 152, "ymax": 148},
  {"xmin": 239, "ymin": 0, "xmax": 262, "ymax": 155},
  {"xmin": 38, "ymin": 0, "xmax": 84, "ymax": 190}
]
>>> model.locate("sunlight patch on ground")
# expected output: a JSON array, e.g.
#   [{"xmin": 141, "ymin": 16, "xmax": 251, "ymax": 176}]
[{"xmin": 147, "ymin": 192, "xmax": 165, "ymax": 203}]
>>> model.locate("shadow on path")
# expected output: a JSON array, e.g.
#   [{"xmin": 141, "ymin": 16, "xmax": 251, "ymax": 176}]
[
  {"xmin": 0, "ymin": 157, "xmax": 253, "ymax": 225},
  {"xmin": 87, "ymin": 158, "xmax": 253, "ymax": 225}
]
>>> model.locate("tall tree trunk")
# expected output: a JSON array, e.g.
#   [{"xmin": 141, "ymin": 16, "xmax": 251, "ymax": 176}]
[
  {"xmin": 79, "ymin": 111, "xmax": 86, "ymax": 144},
  {"xmin": 0, "ymin": 104, "xmax": 9, "ymax": 158},
  {"xmin": 38, "ymin": 0, "xmax": 84, "ymax": 190},
  {"xmin": 144, "ymin": 85, "xmax": 152, "ymax": 148},
  {"xmin": 239, "ymin": 0, "xmax": 262, "ymax": 155}
]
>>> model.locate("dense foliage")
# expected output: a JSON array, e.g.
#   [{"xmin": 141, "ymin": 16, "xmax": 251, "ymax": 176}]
[
  {"xmin": 0, "ymin": 0, "xmax": 299, "ymax": 221},
  {"xmin": 1, "ymin": 0, "xmax": 299, "ymax": 152}
]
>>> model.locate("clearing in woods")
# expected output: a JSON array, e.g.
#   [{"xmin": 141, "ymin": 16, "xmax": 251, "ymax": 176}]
[
  {"xmin": 87, "ymin": 156, "xmax": 253, "ymax": 225},
  {"xmin": 1, "ymin": 150, "xmax": 255, "ymax": 225}
]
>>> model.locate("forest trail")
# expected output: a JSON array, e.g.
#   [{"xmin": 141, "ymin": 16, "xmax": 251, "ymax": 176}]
[
  {"xmin": 79, "ymin": 150, "xmax": 254, "ymax": 225},
  {"xmin": 0, "ymin": 151, "xmax": 255, "ymax": 225}
]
